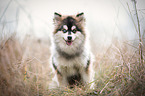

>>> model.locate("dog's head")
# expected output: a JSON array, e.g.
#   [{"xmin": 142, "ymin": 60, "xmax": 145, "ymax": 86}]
[{"xmin": 53, "ymin": 12, "xmax": 86, "ymax": 55}]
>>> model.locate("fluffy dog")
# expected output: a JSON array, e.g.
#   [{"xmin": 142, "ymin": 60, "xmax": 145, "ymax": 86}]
[{"xmin": 50, "ymin": 12, "xmax": 94, "ymax": 89}]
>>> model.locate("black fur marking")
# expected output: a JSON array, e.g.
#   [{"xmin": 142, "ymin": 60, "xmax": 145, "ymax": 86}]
[
  {"xmin": 55, "ymin": 16, "xmax": 83, "ymax": 34},
  {"xmin": 86, "ymin": 58, "xmax": 90, "ymax": 72},
  {"xmin": 68, "ymin": 30, "xmax": 71, "ymax": 35},
  {"xmin": 62, "ymin": 17, "xmax": 83, "ymax": 33},
  {"xmin": 57, "ymin": 26, "xmax": 63, "ymax": 31},
  {"xmin": 63, "ymin": 17, "xmax": 75, "ymax": 31},
  {"xmin": 73, "ymin": 65, "xmax": 80, "ymax": 72},
  {"xmin": 52, "ymin": 58, "xmax": 62, "ymax": 76},
  {"xmin": 76, "ymin": 27, "xmax": 82, "ymax": 32},
  {"xmin": 76, "ymin": 12, "xmax": 84, "ymax": 17},
  {"xmin": 67, "ymin": 73, "xmax": 81, "ymax": 87},
  {"xmin": 54, "ymin": 12, "xmax": 61, "ymax": 17}
]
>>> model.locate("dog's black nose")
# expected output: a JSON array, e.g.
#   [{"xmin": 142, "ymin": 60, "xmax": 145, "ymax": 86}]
[{"xmin": 68, "ymin": 36, "xmax": 72, "ymax": 40}]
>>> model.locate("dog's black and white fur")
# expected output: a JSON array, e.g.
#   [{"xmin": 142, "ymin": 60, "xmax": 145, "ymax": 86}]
[{"xmin": 50, "ymin": 12, "xmax": 94, "ymax": 89}]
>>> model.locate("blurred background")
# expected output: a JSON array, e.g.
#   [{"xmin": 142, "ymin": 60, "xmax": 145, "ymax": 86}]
[
  {"xmin": 0, "ymin": 0, "xmax": 145, "ymax": 95},
  {"xmin": 0, "ymin": 0, "xmax": 145, "ymax": 47}
]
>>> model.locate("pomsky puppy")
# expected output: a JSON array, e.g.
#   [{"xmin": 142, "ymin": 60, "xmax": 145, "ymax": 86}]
[{"xmin": 50, "ymin": 12, "xmax": 94, "ymax": 89}]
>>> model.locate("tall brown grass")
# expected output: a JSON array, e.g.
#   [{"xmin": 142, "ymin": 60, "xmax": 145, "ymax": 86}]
[
  {"xmin": 0, "ymin": 36, "xmax": 52, "ymax": 96},
  {"xmin": 0, "ymin": 34, "xmax": 144, "ymax": 96},
  {"xmin": 0, "ymin": 0, "xmax": 144, "ymax": 95}
]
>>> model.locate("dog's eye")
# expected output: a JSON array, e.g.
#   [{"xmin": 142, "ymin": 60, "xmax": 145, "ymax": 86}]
[
  {"xmin": 63, "ymin": 29, "xmax": 67, "ymax": 33},
  {"xmin": 72, "ymin": 29, "xmax": 76, "ymax": 33}
]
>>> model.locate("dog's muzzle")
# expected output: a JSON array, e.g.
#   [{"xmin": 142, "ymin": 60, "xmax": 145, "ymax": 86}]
[{"xmin": 66, "ymin": 36, "xmax": 73, "ymax": 46}]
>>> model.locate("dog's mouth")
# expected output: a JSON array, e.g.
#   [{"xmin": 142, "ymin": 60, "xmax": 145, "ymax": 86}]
[
  {"xmin": 66, "ymin": 40, "xmax": 73, "ymax": 46},
  {"xmin": 63, "ymin": 38, "xmax": 74, "ymax": 46}
]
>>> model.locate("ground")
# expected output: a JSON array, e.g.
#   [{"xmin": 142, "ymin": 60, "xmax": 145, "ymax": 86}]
[{"xmin": 0, "ymin": 36, "xmax": 144, "ymax": 96}]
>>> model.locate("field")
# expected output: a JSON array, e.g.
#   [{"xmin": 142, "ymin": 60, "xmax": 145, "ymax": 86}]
[
  {"xmin": 0, "ymin": 34, "xmax": 144, "ymax": 96},
  {"xmin": 0, "ymin": 0, "xmax": 145, "ymax": 96}
]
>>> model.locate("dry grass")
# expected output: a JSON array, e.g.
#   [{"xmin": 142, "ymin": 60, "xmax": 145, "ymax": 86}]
[
  {"xmin": 0, "ymin": 35, "xmax": 144, "ymax": 96},
  {"xmin": 0, "ymin": 0, "xmax": 144, "ymax": 95},
  {"xmin": 0, "ymin": 36, "xmax": 51, "ymax": 96},
  {"xmin": 94, "ymin": 39, "xmax": 145, "ymax": 96}
]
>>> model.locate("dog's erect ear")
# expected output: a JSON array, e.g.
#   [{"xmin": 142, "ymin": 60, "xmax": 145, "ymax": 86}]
[
  {"xmin": 54, "ymin": 12, "xmax": 61, "ymax": 17},
  {"xmin": 53, "ymin": 12, "xmax": 62, "ymax": 25},
  {"xmin": 76, "ymin": 12, "xmax": 84, "ymax": 17},
  {"xmin": 76, "ymin": 12, "xmax": 85, "ymax": 23}
]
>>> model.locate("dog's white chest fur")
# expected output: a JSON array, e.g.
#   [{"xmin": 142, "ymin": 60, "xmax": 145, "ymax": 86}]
[
  {"xmin": 54, "ymin": 51, "xmax": 89, "ymax": 76},
  {"xmin": 51, "ymin": 50, "xmax": 92, "ymax": 88}
]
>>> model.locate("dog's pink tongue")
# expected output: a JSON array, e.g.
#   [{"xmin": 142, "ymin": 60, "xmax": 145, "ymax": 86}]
[{"xmin": 67, "ymin": 41, "xmax": 72, "ymax": 46}]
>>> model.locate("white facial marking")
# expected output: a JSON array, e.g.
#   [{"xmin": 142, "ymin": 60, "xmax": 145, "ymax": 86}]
[
  {"xmin": 63, "ymin": 25, "xmax": 68, "ymax": 30},
  {"xmin": 62, "ymin": 25, "xmax": 77, "ymax": 43},
  {"xmin": 63, "ymin": 32, "xmax": 76, "ymax": 41},
  {"xmin": 69, "ymin": 32, "xmax": 76, "ymax": 41},
  {"xmin": 63, "ymin": 33, "xmax": 68, "ymax": 41},
  {"xmin": 71, "ymin": 26, "xmax": 76, "ymax": 30}
]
